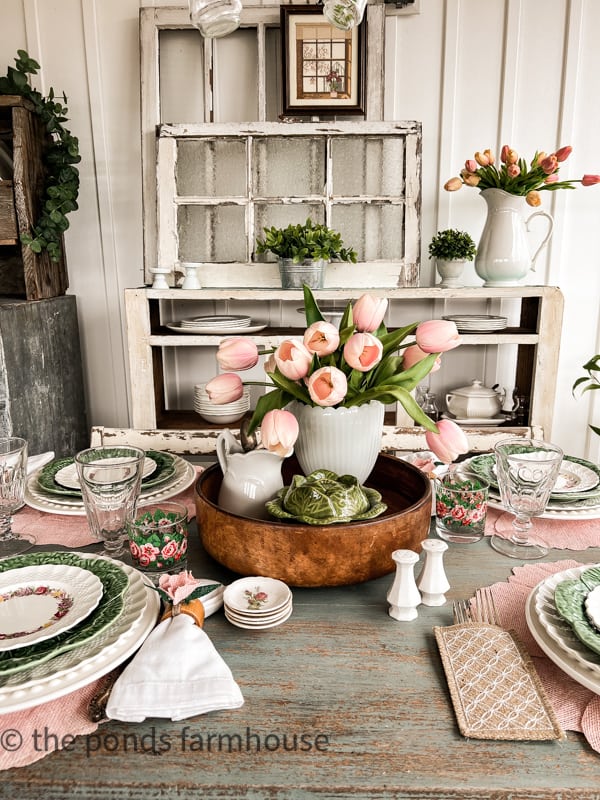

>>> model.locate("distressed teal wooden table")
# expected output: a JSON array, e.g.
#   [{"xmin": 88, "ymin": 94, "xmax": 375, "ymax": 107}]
[{"xmin": 3, "ymin": 528, "xmax": 600, "ymax": 799}]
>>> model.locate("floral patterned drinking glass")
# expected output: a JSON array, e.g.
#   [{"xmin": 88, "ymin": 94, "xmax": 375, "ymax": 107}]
[
  {"xmin": 126, "ymin": 501, "xmax": 189, "ymax": 577},
  {"xmin": 434, "ymin": 471, "xmax": 490, "ymax": 544}
]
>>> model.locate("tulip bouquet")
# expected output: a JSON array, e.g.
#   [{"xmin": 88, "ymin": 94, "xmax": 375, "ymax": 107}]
[
  {"xmin": 206, "ymin": 286, "xmax": 469, "ymax": 464},
  {"xmin": 444, "ymin": 145, "xmax": 600, "ymax": 207}
]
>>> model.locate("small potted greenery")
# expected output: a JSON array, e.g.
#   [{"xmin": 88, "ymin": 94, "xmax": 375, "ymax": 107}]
[
  {"xmin": 428, "ymin": 228, "xmax": 476, "ymax": 288},
  {"xmin": 255, "ymin": 217, "xmax": 357, "ymax": 289}
]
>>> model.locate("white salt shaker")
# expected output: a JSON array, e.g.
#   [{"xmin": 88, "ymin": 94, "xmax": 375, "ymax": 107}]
[
  {"xmin": 417, "ymin": 539, "xmax": 450, "ymax": 606},
  {"xmin": 387, "ymin": 549, "xmax": 421, "ymax": 621},
  {"xmin": 180, "ymin": 262, "xmax": 202, "ymax": 290}
]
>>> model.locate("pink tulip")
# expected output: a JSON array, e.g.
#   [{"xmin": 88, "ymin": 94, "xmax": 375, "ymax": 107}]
[
  {"xmin": 415, "ymin": 320, "xmax": 460, "ymax": 354},
  {"xmin": 465, "ymin": 159, "xmax": 478, "ymax": 173},
  {"xmin": 507, "ymin": 164, "xmax": 520, "ymax": 178},
  {"xmin": 274, "ymin": 339, "xmax": 312, "ymax": 380},
  {"xmin": 343, "ymin": 333, "xmax": 383, "ymax": 372},
  {"xmin": 500, "ymin": 144, "xmax": 510, "ymax": 163},
  {"xmin": 582, "ymin": 174, "xmax": 600, "ymax": 186},
  {"xmin": 307, "ymin": 366, "xmax": 347, "ymax": 406},
  {"xmin": 263, "ymin": 353, "xmax": 277, "ymax": 374},
  {"xmin": 526, "ymin": 190, "xmax": 542, "ymax": 207},
  {"xmin": 352, "ymin": 294, "xmax": 388, "ymax": 332},
  {"xmin": 444, "ymin": 177, "xmax": 463, "ymax": 192},
  {"xmin": 554, "ymin": 145, "xmax": 572, "ymax": 162},
  {"xmin": 205, "ymin": 373, "xmax": 244, "ymax": 404},
  {"xmin": 425, "ymin": 419, "xmax": 469, "ymax": 464},
  {"xmin": 402, "ymin": 344, "xmax": 441, "ymax": 373},
  {"xmin": 303, "ymin": 321, "xmax": 340, "ymax": 356},
  {"xmin": 216, "ymin": 337, "xmax": 259, "ymax": 371},
  {"xmin": 260, "ymin": 409, "xmax": 299, "ymax": 457},
  {"xmin": 540, "ymin": 155, "xmax": 558, "ymax": 175},
  {"xmin": 544, "ymin": 173, "xmax": 559, "ymax": 184}
]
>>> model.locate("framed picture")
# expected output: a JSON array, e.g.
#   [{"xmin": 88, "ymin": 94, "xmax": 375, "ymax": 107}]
[{"xmin": 280, "ymin": 5, "xmax": 365, "ymax": 116}]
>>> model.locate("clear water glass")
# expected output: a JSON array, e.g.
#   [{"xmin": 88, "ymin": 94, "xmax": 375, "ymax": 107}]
[
  {"xmin": 189, "ymin": 0, "xmax": 242, "ymax": 38},
  {"xmin": 75, "ymin": 446, "xmax": 146, "ymax": 559},
  {"xmin": 0, "ymin": 437, "xmax": 34, "ymax": 558},
  {"xmin": 491, "ymin": 438, "xmax": 563, "ymax": 560},
  {"xmin": 322, "ymin": 0, "xmax": 367, "ymax": 31}
]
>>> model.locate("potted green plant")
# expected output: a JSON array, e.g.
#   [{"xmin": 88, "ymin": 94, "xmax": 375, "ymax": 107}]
[
  {"xmin": 255, "ymin": 217, "xmax": 357, "ymax": 289},
  {"xmin": 428, "ymin": 228, "xmax": 476, "ymax": 288}
]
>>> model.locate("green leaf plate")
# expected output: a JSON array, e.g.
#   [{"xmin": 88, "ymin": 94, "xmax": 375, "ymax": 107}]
[
  {"xmin": 37, "ymin": 449, "xmax": 176, "ymax": 498},
  {"xmin": 554, "ymin": 566, "xmax": 600, "ymax": 656},
  {"xmin": 0, "ymin": 552, "xmax": 128, "ymax": 676}
]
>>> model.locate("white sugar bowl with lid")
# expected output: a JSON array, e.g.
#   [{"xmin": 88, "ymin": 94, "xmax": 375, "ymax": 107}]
[{"xmin": 445, "ymin": 380, "xmax": 505, "ymax": 419}]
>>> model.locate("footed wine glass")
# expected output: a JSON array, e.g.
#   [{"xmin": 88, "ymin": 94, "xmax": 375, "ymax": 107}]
[
  {"xmin": 0, "ymin": 437, "xmax": 35, "ymax": 558},
  {"xmin": 490, "ymin": 438, "xmax": 563, "ymax": 560}
]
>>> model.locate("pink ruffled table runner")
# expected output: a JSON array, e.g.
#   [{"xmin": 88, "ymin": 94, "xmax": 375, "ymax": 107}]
[
  {"xmin": 486, "ymin": 559, "xmax": 600, "ymax": 752},
  {"xmin": 0, "ymin": 468, "xmax": 202, "ymax": 770}
]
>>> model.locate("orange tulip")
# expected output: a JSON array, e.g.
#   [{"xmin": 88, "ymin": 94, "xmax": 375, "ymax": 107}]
[
  {"xmin": 444, "ymin": 177, "xmax": 463, "ymax": 192},
  {"xmin": 474, "ymin": 151, "xmax": 490, "ymax": 167},
  {"xmin": 582, "ymin": 174, "xmax": 600, "ymax": 186},
  {"xmin": 526, "ymin": 190, "xmax": 542, "ymax": 207}
]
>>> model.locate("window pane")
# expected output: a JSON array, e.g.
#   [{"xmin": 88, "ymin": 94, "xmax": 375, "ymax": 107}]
[
  {"xmin": 178, "ymin": 204, "xmax": 247, "ymax": 261},
  {"xmin": 331, "ymin": 204, "xmax": 406, "ymax": 261},
  {"xmin": 176, "ymin": 139, "xmax": 247, "ymax": 197},
  {"xmin": 331, "ymin": 136, "xmax": 406, "ymax": 196},
  {"xmin": 254, "ymin": 203, "xmax": 325, "ymax": 259},
  {"xmin": 253, "ymin": 137, "xmax": 326, "ymax": 197}
]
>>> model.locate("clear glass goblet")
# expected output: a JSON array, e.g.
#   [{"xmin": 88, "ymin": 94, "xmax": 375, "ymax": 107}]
[
  {"xmin": 0, "ymin": 437, "xmax": 35, "ymax": 559},
  {"xmin": 75, "ymin": 446, "xmax": 145, "ymax": 559},
  {"xmin": 490, "ymin": 438, "xmax": 563, "ymax": 560}
]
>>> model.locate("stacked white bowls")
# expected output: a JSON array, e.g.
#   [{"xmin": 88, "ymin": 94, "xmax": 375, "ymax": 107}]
[{"xmin": 193, "ymin": 384, "xmax": 250, "ymax": 424}]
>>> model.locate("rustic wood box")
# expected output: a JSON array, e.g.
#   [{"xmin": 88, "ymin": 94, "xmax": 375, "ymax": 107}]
[
  {"xmin": 0, "ymin": 96, "xmax": 68, "ymax": 300},
  {"xmin": 0, "ymin": 294, "xmax": 88, "ymax": 457}
]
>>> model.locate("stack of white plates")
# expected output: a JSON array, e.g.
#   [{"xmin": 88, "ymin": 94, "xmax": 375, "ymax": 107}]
[
  {"xmin": 442, "ymin": 314, "xmax": 508, "ymax": 333},
  {"xmin": 181, "ymin": 314, "xmax": 251, "ymax": 330},
  {"xmin": 223, "ymin": 577, "xmax": 293, "ymax": 630},
  {"xmin": 194, "ymin": 384, "xmax": 250, "ymax": 424}
]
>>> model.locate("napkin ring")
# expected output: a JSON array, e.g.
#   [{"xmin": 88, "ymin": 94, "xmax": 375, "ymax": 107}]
[{"xmin": 161, "ymin": 598, "xmax": 205, "ymax": 628}]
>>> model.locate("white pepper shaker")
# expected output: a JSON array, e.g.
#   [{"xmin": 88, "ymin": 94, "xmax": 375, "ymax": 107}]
[
  {"xmin": 417, "ymin": 539, "xmax": 450, "ymax": 606},
  {"xmin": 387, "ymin": 549, "xmax": 421, "ymax": 621}
]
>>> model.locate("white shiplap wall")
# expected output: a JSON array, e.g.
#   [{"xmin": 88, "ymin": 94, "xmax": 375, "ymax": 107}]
[{"xmin": 0, "ymin": 0, "xmax": 598, "ymax": 459}]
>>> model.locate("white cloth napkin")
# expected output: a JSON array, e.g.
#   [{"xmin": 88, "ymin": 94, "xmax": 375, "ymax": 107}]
[{"xmin": 106, "ymin": 613, "xmax": 244, "ymax": 722}]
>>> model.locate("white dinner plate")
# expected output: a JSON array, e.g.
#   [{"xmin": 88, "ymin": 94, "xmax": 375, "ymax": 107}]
[
  {"xmin": 54, "ymin": 456, "xmax": 157, "ymax": 490},
  {"xmin": 166, "ymin": 323, "xmax": 267, "ymax": 335},
  {"xmin": 0, "ymin": 558, "xmax": 160, "ymax": 713},
  {"xmin": 526, "ymin": 573, "xmax": 600, "ymax": 695},
  {"xmin": 0, "ymin": 565, "xmax": 103, "ymax": 651},
  {"xmin": 25, "ymin": 456, "xmax": 196, "ymax": 516},
  {"xmin": 441, "ymin": 412, "xmax": 510, "ymax": 426},
  {"xmin": 487, "ymin": 493, "xmax": 600, "ymax": 520}
]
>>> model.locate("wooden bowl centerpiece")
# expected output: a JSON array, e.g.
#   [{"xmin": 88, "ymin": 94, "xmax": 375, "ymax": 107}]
[{"xmin": 195, "ymin": 453, "xmax": 431, "ymax": 588}]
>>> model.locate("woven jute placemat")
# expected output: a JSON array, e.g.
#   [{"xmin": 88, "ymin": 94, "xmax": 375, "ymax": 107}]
[{"xmin": 435, "ymin": 622, "xmax": 565, "ymax": 741}]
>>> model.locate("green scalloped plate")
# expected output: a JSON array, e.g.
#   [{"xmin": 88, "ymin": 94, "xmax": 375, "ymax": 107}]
[
  {"xmin": 37, "ymin": 450, "xmax": 176, "ymax": 498},
  {"xmin": 0, "ymin": 552, "xmax": 128, "ymax": 676},
  {"xmin": 554, "ymin": 566, "xmax": 600, "ymax": 656}
]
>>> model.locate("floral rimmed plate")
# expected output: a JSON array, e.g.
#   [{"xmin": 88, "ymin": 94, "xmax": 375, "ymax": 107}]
[
  {"xmin": 466, "ymin": 452, "xmax": 600, "ymax": 501},
  {"xmin": 0, "ymin": 552, "xmax": 128, "ymax": 676},
  {"xmin": 0, "ymin": 564, "xmax": 103, "ymax": 652}
]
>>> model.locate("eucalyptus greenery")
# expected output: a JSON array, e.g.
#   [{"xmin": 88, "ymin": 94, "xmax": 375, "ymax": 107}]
[
  {"xmin": 256, "ymin": 218, "xmax": 357, "ymax": 263},
  {"xmin": 573, "ymin": 355, "xmax": 600, "ymax": 437},
  {"xmin": 428, "ymin": 229, "xmax": 476, "ymax": 261},
  {"xmin": 0, "ymin": 50, "xmax": 80, "ymax": 262}
]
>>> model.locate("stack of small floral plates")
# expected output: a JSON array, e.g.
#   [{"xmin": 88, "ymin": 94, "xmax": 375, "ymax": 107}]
[{"xmin": 222, "ymin": 577, "xmax": 293, "ymax": 630}]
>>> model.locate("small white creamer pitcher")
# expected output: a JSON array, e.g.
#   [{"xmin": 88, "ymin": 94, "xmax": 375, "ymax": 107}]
[{"xmin": 216, "ymin": 430, "xmax": 284, "ymax": 520}]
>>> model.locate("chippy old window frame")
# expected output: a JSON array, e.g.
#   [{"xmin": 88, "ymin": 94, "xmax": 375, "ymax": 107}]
[{"xmin": 280, "ymin": 4, "xmax": 365, "ymax": 116}]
